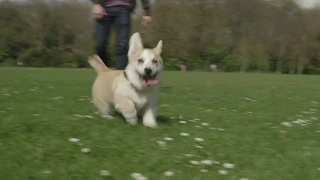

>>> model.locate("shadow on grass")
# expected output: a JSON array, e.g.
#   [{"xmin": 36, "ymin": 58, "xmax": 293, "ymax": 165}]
[{"xmin": 111, "ymin": 111, "xmax": 172, "ymax": 124}]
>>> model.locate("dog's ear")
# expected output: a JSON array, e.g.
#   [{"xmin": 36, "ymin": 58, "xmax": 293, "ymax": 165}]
[
  {"xmin": 128, "ymin": 32, "xmax": 143, "ymax": 57},
  {"xmin": 153, "ymin": 40, "xmax": 162, "ymax": 55}
]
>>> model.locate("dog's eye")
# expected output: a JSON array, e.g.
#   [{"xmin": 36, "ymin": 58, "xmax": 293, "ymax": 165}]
[
  {"xmin": 138, "ymin": 59, "xmax": 144, "ymax": 63},
  {"xmin": 152, "ymin": 59, "xmax": 158, "ymax": 64}
]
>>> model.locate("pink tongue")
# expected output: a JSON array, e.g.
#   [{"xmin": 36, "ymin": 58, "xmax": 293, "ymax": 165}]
[{"xmin": 143, "ymin": 79, "xmax": 159, "ymax": 87}]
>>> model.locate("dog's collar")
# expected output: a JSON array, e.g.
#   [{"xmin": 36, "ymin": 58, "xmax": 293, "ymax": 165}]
[{"xmin": 123, "ymin": 71, "xmax": 139, "ymax": 91}]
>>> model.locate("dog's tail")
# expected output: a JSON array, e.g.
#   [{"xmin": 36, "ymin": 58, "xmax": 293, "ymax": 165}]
[{"xmin": 88, "ymin": 55, "xmax": 110, "ymax": 74}]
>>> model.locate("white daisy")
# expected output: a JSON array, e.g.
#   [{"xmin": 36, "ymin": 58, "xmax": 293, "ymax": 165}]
[
  {"xmin": 218, "ymin": 170, "xmax": 228, "ymax": 175},
  {"xmin": 239, "ymin": 178, "xmax": 249, "ymax": 180},
  {"xmin": 163, "ymin": 171, "xmax": 174, "ymax": 177},
  {"xmin": 52, "ymin": 96, "xmax": 63, "ymax": 100},
  {"xmin": 194, "ymin": 125, "xmax": 202, "ymax": 128},
  {"xmin": 68, "ymin": 138, "xmax": 80, "ymax": 143},
  {"xmin": 99, "ymin": 170, "xmax": 111, "ymax": 176},
  {"xmin": 194, "ymin": 138, "xmax": 204, "ymax": 142},
  {"xmin": 222, "ymin": 163, "xmax": 235, "ymax": 169},
  {"xmin": 180, "ymin": 132, "xmax": 190, "ymax": 136},
  {"xmin": 200, "ymin": 160, "xmax": 213, "ymax": 165},
  {"xmin": 74, "ymin": 114, "xmax": 83, "ymax": 118},
  {"xmin": 201, "ymin": 122, "xmax": 209, "ymax": 126},
  {"xmin": 179, "ymin": 121, "xmax": 187, "ymax": 124},
  {"xmin": 184, "ymin": 154, "xmax": 193, "ymax": 157},
  {"xmin": 292, "ymin": 119, "xmax": 306, "ymax": 124},
  {"xmin": 41, "ymin": 170, "xmax": 51, "ymax": 174},
  {"xmin": 200, "ymin": 169, "xmax": 208, "ymax": 173},
  {"xmin": 164, "ymin": 137, "xmax": 174, "ymax": 141},
  {"xmin": 81, "ymin": 148, "xmax": 91, "ymax": 153},
  {"xmin": 189, "ymin": 160, "xmax": 200, "ymax": 165},
  {"xmin": 84, "ymin": 115, "xmax": 94, "ymax": 119},
  {"xmin": 156, "ymin": 141, "xmax": 166, "ymax": 146},
  {"xmin": 131, "ymin": 173, "xmax": 148, "ymax": 180},
  {"xmin": 160, "ymin": 104, "xmax": 171, "ymax": 107},
  {"xmin": 195, "ymin": 145, "xmax": 203, "ymax": 149},
  {"xmin": 281, "ymin": 122, "xmax": 292, "ymax": 127}
]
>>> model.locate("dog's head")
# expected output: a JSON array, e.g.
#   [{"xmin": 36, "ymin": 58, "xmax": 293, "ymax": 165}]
[{"xmin": 126, "ymin": 32, "xmax": 163, "ymax": 88}]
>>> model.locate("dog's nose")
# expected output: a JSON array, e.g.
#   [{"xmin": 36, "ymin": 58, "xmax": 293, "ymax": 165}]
[{"xmin": 144, "ymin": 68, "xmax": 152, "ymax": 75}]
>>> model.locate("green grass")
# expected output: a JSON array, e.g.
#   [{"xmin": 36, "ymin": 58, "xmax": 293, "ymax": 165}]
[{"xmin": 0, "ymin": 67, "xmax": 319, "ymax": 180}]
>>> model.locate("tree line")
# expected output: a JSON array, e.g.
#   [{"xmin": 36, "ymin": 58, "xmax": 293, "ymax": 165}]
[{"xmin": 0, "ymin": 0, "xmax": 320, "ymax": 74}]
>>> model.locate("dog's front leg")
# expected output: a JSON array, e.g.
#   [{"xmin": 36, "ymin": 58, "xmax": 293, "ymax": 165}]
[
  {"xmin": 114, "ymin": 95, "xmax": 137, "ymax": 125},
  {"xmin": 142, "ymin": 104, "xmax": 158, "ymax": 128}
]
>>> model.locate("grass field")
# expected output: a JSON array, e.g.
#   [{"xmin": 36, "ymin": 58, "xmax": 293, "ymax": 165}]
[{"xmin": 0, "ymin": 67, "xmax": 319, "ymax": 180}]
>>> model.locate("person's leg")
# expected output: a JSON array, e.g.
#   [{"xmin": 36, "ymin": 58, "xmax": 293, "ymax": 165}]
[
  {"xmin": 114, "ymin": 6, "xmax": 131, "ymax": 70},
  {"xmin": 95, "ymin": 14, "xmax": 112, "ymax": 66}
]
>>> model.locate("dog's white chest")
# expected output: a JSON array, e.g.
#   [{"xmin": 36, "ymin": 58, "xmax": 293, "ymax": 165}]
[{"xmin": 115, "ymin": 83, "xmax": 156, "ymax": 110}]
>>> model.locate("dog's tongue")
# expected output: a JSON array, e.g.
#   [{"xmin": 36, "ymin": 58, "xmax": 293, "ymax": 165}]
[{"xmin": 142, "ymin": 79, "xmax": 159, "ymax": 87}]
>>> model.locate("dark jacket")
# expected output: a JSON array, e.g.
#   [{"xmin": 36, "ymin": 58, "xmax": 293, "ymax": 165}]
[{"xmin": 91, "ymin": 0, "xmax": 151, "ymax": 16}]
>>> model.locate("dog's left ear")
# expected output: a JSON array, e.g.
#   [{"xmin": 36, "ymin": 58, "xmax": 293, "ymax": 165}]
[{"xmin": 153, "ymin": 40, "xmax": 162, "ymax": 55}]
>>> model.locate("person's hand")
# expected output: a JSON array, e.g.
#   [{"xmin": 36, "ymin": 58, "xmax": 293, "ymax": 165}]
[
  {"xmin": 141, "ymin": 16, "xmax": 152, "ymax": 27},
  {"xmin": 92, "ymin": 4, "xmax": 107, "ymax": 19}
]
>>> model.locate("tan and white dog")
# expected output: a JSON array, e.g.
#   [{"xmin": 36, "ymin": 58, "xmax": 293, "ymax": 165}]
[{"xmin": 88, "ymin": 32, "xmax": 163, "ymax": 128}]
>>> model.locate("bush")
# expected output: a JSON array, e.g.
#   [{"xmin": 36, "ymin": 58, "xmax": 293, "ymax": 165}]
[
  {"xmin": 0, "ymin": 50, "xmax": 8, "ymax": 64},
  {"xmin": 16, "ymin": 47, "xmax": 91, "ymax": 68},
  {"xmin": 163, "ymin": 57, "xmax": 179, "ymax": 71},
  {"xmin": 17, "ymin": 47, "xmax": 62, "ymax": 67},
  {"xmin": 219, "ymin": 55, "xmax": 240, "ymax": 72},
  {"xmin": 303, "ymin": 66, "xmax": 320, "ymax": 75},
  {"xmin": 0, "ymin": 58, "xmax": 15, "ymax": 67}
]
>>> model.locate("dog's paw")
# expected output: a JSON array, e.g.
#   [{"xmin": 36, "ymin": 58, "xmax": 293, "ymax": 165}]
[
  {"xmin": 143, "ymin": 120, "xmax": 158, "ymax": 128},
  {"xmin": 101, "ymin": 114, "xmax": 114, "ymax": 119},
  {"xmin": 126, "ymin": 118, "xmax": 137, "ymax": 126}
]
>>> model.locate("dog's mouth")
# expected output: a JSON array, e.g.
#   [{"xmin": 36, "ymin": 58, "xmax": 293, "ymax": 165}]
[{"xmin": 140, "ymin": 74, "xmax": 158, "ymax": 87}]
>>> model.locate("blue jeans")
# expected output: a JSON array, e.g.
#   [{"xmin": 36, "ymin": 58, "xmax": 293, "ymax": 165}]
[{"xmin": 95, "ymin": 5, "xmax": 131, "ymax": 70}]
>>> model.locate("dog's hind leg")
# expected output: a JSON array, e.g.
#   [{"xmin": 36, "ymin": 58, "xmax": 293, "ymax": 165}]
[
  {"xmin": 93, "ymin": 98, "xmax": 114, "ymax": 119},
  {"xmin": 114, "ymin": 95, "xmax": 137, "ymax": 125}
]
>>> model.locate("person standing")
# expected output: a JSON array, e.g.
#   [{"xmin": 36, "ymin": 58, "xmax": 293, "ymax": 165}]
[{"xmin": 91, "ymin": 0, "xmax": 152, "ymax": 70}]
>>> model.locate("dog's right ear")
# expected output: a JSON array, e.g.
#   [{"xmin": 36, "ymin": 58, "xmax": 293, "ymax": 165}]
[{"xmin": 128, "ymin": 32, "xmax": 143, "ymax": 58}]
